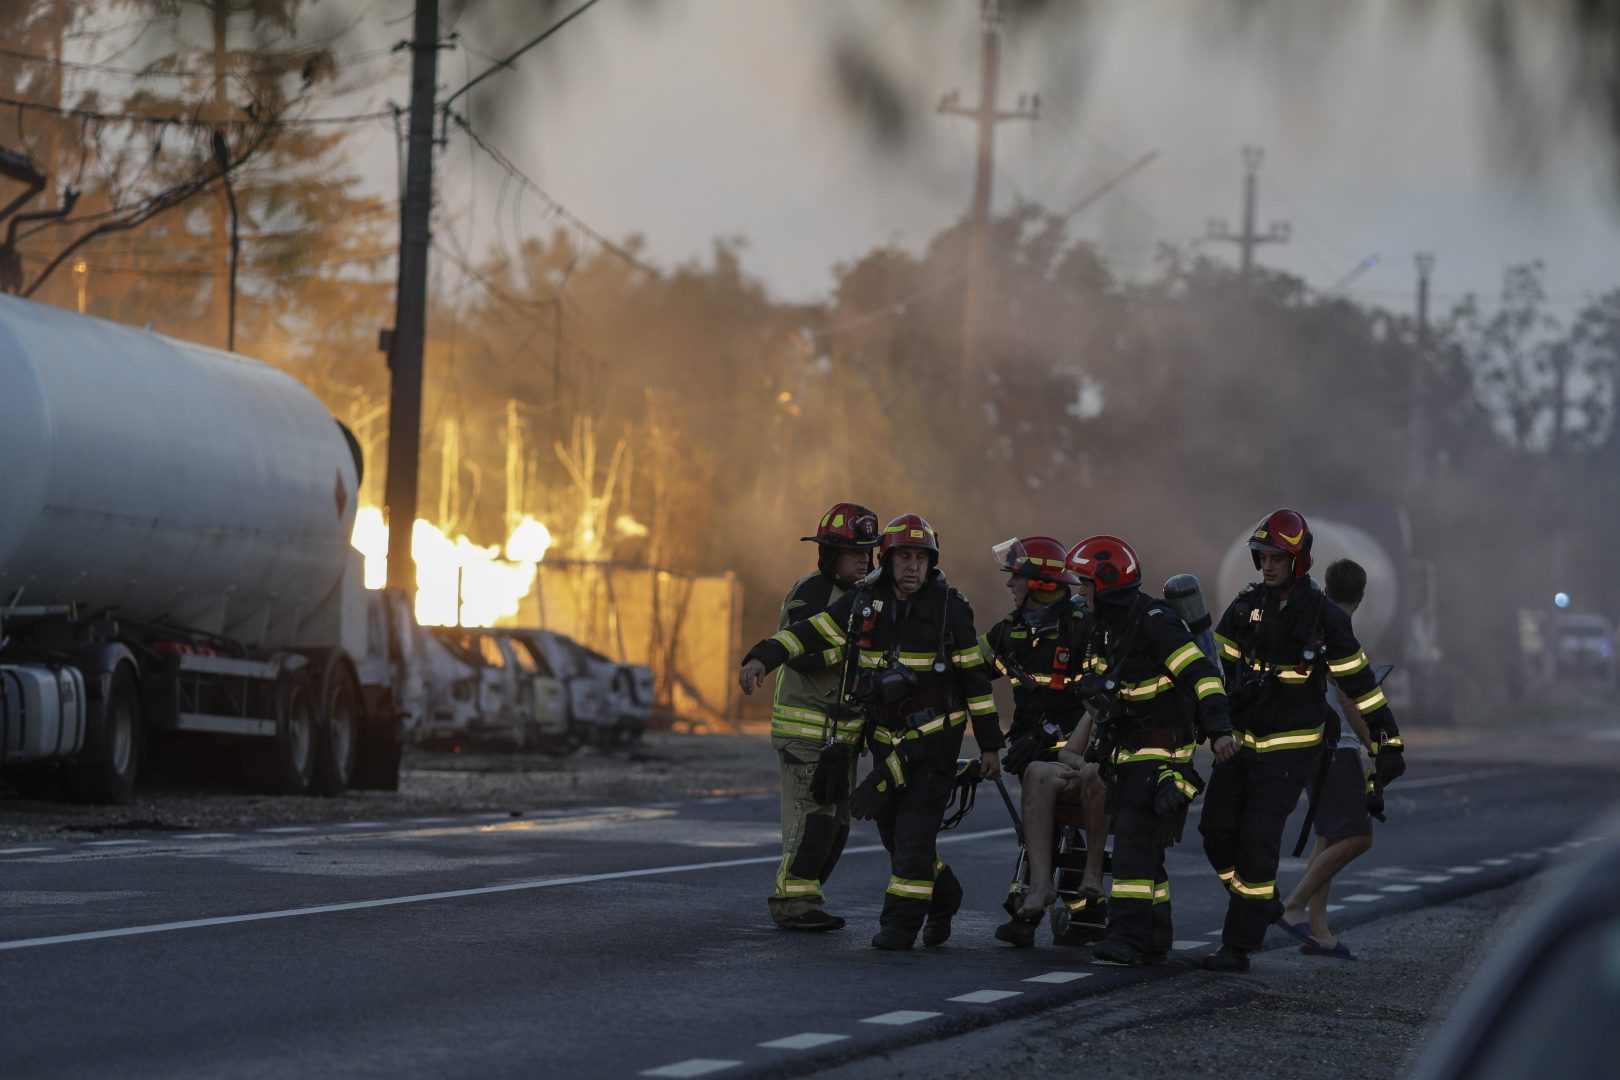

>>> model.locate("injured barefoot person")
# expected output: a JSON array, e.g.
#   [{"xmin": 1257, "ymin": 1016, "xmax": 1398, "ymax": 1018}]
[{"xmin": 1016, "ymin": 726, "xmax": 1110, "ymax": 915}]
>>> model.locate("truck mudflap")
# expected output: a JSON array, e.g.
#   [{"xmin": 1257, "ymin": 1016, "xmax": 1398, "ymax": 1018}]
[{"xmin": 353, "ymin": 681, "xmax": 404, "ymax": 791}]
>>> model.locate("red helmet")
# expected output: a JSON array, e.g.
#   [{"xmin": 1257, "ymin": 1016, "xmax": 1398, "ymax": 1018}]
[
  {"xmin": 992, "ymin": 536, "xmax": 1079, "ymax": 592},
  {"xmin": 802, "ymin": 502, "xmax": 880, "ymax": 548},
  {"xmin": 1065, "ymin": 535, "xmax": 1142, "ymax": 595},
  {"xmin": 879, "ymin": 513, "xmax": 939, "ymax": 565},
  {"xmin": 1248, "ymin": 508, "xmax": 1313, "ymax": 578}
]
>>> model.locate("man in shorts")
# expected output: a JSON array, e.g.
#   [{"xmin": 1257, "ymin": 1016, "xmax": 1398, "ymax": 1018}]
[{"xmin": 1275, "ymin": 558, "xmax": 1376, "ymax": 959}]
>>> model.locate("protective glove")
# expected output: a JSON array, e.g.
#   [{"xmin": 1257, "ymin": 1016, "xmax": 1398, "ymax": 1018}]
[
  {"xmin": 1374, "ymin": 744, "xmax": 1405, "ymax": 787},
  {"xmin": 1001, "ymin": 729, "xmax": 1054, "ymax": 777},
  {"xmin": 809, "ymin": 744, "xmax": 856, "ymax": 805},
  {"xmin": 1151, "ymin": 766, "xmax": 1201, "ymax": 848},
  {"xmin": 1364, "ymin": 767, "xmax": 1386, "ymax": 822},
  {"xmin": 847, "ymin": 771, "xmax": 889, "ymax": 821}
]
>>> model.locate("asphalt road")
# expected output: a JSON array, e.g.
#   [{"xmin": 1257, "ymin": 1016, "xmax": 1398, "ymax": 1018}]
[{"xmin": 2, "ymin": 744, "xmax": 1617, "ymax": 1080}]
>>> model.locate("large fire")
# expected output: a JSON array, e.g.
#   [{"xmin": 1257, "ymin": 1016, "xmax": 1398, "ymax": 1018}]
[{"xmin": 351, "ymin": 507, "xmax": 553, "ymax": 627}]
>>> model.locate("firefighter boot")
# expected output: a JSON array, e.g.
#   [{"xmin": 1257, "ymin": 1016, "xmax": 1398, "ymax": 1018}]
[
  {"xmin": 923, "ymin": 868, "xmax": 964, "ymax": 947},
  {"xmin": 777, "ymin": 910, "xmax": 846, "ymax": 932},
  {"xmin": 870, "ymin": 927, "xmax": 916, "ymax": 951},
  {"xmin": 1092, "ymin": 936, "xmax": 1164, "ymax": 967},
  {"xmin": 994, "ymin": 913, "xmax": 1041, "ymax": 948},
  {"xmin": 1202, "ymin": 945, "xmax": 1251, "ymax": 973}
]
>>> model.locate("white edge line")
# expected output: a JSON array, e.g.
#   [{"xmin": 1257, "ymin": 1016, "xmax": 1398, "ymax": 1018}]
[{"xmin": 0, "ymin": 828, "xmax": 1014, "ymax": 952}]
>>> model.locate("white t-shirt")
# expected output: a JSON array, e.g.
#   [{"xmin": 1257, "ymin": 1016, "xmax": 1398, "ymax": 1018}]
[{"xmin": 1326, "ymin": 681, "xmax": 1365, "ymax": 756}]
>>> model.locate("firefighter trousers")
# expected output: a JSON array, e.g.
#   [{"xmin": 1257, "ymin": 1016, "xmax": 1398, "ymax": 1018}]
[
  {"xmin": 1198, "ymin": 745, "xmax": 1316, "ymax": 952},
  {"xmin": 873, "ymin": 759, "xmax": 962, "ymax": 939},
  {"xmin": 769, "ymin": 737, "xmax": 855, "ymax": 924},
  {"xmin": 1103, "ymin": 762, "xmax": 1177, "ymax": 955}
]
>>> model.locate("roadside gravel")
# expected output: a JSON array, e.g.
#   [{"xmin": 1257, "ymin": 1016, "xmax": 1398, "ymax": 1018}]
[
  {"xmin": 807, "ymin": 881, "xmax": 1523, "ymax": 1080},
  {"xmin": 0, "ymin": 731, "xmax": 780, "ymax": 843}
]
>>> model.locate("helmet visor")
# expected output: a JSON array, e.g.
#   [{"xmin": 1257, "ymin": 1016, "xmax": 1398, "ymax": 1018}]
[{"xmin": 992, "ymin": 537, "xmax": 1029, "ymax": 574}]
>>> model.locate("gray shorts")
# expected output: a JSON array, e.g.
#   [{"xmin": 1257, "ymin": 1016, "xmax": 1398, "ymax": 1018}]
[{"xmin": 1313, "ymin": 747, "xmax": 1372, "ymax": 841}]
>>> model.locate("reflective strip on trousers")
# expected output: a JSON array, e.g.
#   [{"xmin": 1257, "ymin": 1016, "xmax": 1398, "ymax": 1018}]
[
  {"xmin": 1111, "ymin": 878, "xmax": 1156, "ymax": 901},
  {"xmin": 887, "ymin": 876, "xmax": 935, "ymax": 900},
  {"xmin": 1228, "ymin": 872, "xmax": 1275, "ymax": 900}
]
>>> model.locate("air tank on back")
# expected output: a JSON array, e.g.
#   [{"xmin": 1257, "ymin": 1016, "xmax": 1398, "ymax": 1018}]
[
  {"xmin": 1215, "ymin": 517, "xmax": 1398, "ymax": 652},
  {"xmin": 0, "ymin": 294, "xmax": 360, "ymax": 648}
]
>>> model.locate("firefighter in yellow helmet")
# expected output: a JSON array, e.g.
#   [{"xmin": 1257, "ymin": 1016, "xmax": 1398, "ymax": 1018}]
[{"xmin": 756, "ymin": 502, "xmax": 880, "ymax": 931}]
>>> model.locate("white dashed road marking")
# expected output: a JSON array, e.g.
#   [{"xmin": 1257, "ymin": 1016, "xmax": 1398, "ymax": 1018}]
[
  {"xmin": 175, "ymin": 833, "xmax": 233, "ymax": 840},
  {"xmin": 640, "ymin": 1059, "xmax": 740, "ymax": 1078},
  {"xmin": 1380, "ymin": 884, "xmax": 1419, "ymax": 893},
  {"xmin": 1171, "ymin": 941, "xmax": 1206, "ymax": 951},
  {"xmin": 1447, "ymin": 866, "xmax": 1483, "ymax": 874},
  {"xmin": 258, "ymin": 827, "xmax": 314, "ymax": 834},
  {"xmin": 758, "ymin": 1033, "xmax": 848, "ymax": 1050},
  {"xmin": 0, "ymin": 847, "xmax": 52, "ymax": 855},
  {"xmin": 860, "ymin": 1010, "xmax": 941, "ymax": 1026},
  {"xmin": 1342, "ymin": 894, "xmax": 1384, "ymax": 903},
  {"xmin": 1481, "ymin": 858, "xmax": 1512, "ymax": 866},
  {"xmin": 1326, "ymin": 904, "xmax": 1345, "ymax": 912},
  {"xmin": 339, "ymin": 822, "xmax": 386, "ymax": 830},
  {"xmin": 949, "ymin": 990, "xmax": 1022, "ymax": 1004},
  {"xmin": 1024, "ymin": 972, "xmax": 1091, "ymax": 984},
  {"xmin": 1413, "ymin": 875, "xmax": 1452, "ymax": 884},
  {"xmin": 84, "ymin": 839, "xmax": 148, "ymax": 847}
]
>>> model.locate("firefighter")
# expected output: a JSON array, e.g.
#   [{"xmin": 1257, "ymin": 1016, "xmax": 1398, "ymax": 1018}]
[
  {"xmin": 739, "ymin": 513, "xmax": 1003, "ymax": 951},
  {"xmin": 1200, "ymin": 508, "xmax": 1406, "ymax": 972},
  {"xmin": 974, "ymin": 536, "xmax": 1106, "ymax": 948},
  {"xmin": 1066, "ymin": 535, "xmax": 1236, "ymax": 966},
  {"xmin": 759, "ymin": 502, "xmax": 881, "ymax": 931}
]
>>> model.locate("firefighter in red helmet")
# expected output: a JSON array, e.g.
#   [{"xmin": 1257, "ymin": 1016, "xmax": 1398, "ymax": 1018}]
[
  {"xmin": 753, "ymin": 502, "xmax": 880, "ymax": 932},
  {"xmin": 740, "ymin": 513, "xmax": 1003, "ymax": 950},
  {"xmin": 973, "ymin": 537, "xmax": 1105, "ymax": 947},
  {"xmin": 1200, "ymin": 508, "xmax": 1405, "ymax": 972},
  {"xmin": 1056, "ymin": 534, "xmax": 1236, "ymax": 966}
]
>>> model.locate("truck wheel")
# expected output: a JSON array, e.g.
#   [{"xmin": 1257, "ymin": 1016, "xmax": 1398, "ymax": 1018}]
[
  {"xmin": 68, "ymin": 664, "xmax": 142, "ymax": 805},
  {"xmin": 252, "ymin": 670, "xmax": 315, "ymax": 794},
  {"xmin": 312, "ymin": 659, "xmax": 360, "ymax": 796}
]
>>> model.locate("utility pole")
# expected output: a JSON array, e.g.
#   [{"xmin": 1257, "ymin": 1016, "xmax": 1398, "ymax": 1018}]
[
  {"xmin": 382, "ymin": 0, "xmax": 440, "ymax": 594},
  {"xmin": 938, "ymin": 0, "xmax": 1038, "ymax": 389},
  {"xmin": 1412, "ymin": 253, "xmax": 1434, "ymax": 487},
  {"xmin": 1206, "ymin": 146, "xmax": 1290, "ymax": 278},
  {"xmin": 211, "ymin": 0, "xmax": 231, "ymax": 349}
]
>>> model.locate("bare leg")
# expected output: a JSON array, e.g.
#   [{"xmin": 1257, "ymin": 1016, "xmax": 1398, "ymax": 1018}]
[
  {"xmin": 1281, "ymin": 835, "xmax": 1327, "ymax": 921},
  {"xmin": 1284, "ymin": 835, "xmax": 1373, "ymax": 948},
  {"xmin": 1078, "ymin": 764, "xmax": 1108, "ymax": 897},
  {"xmin": 1016, "ymin": 762, "xmax": 1069, "ymax": 916}
]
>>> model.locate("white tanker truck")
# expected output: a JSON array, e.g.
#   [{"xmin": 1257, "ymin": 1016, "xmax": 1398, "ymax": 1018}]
[
  {"xmin": 1216, "ymin": 508, "xmax": 1450, "ymax": 722},
  {"xmin": 0, "ymin": 295, "xmax": 401, "ymax": 802}
]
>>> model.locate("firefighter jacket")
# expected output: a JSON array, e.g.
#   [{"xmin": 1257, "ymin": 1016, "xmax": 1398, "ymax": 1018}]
[
  {"xmin": 978, "ymin": 595, "xmax": 1093, "ymax": 743},
  {"xmin": 745, "ymin": 569, "xmax": 1004, "ymax": 771},
  {"xmin": 768, "ymin": 572, "xmax": 863, "ymax": 747},
  {"xmin": 1213, "ymin": 576, "xmax": 1401, "ymax": 754},
  {"xmin": 1088, "ymin": 592, "xmax": 1233, "ymax": 767}
]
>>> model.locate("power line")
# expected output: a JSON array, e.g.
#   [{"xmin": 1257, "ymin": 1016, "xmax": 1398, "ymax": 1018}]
[
  {"xmin": 448, "ymin": 112, "xmax": 661, "ymax": 279},
  {"xmin": 0, "ymin": 92, "xmax": 393, "ymax": 128},
  {"xmin": 439, "ymin": 0, "xmax": 606, "ymax": 112}
]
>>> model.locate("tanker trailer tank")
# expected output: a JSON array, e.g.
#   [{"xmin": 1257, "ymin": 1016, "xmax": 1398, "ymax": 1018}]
[{"xmin": 0, "ymin": 295, "xmax": 401, "ymax": 802}]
